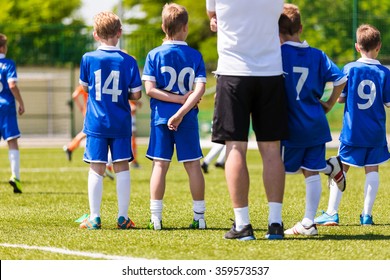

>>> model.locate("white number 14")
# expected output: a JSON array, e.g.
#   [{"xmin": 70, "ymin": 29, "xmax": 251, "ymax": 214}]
[{"xmin": 94, "ymin": 69, "xmax": 122, "ymax": 102}]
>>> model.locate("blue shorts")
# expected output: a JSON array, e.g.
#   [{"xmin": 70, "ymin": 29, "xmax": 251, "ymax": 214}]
[
  {"xmin": 339, "ymin": 143, "xmax": 390, "ymax": 167},
  {"xmin": 281, "ymin": 144, "xmax": 327, "ymax": 174},
  {"xmin": 83, "ymin": 136, "xmax": 133, "ymax": 164},
  {"xmin": 146, "ymin": 124, "xmax": 203, "ymax": 162},
  {"xmin": 0, "ymin": 112, "xmax": 20, "ymax": 141}
]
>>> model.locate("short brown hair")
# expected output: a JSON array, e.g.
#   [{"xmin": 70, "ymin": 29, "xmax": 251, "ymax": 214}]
[
  {"xmin": 356, "ymin": 24, "xmax": 381, "ymax": 52},
  {"xmin": 0, "ymin": 33, "xmax": 7, "ymax": 48},
  {"xmin": 162, "ymin": 3, "xmax": 188, "ymax": 38},
  {"xmin": 279, "ymin": 3, "xmax": 301, "ymax": 36},
  {"xmin": 93, "ymin": 12, "xmax": 122, "ymax": 40}
]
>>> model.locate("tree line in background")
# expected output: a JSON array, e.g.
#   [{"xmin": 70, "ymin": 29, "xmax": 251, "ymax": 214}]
[{"xmin": 1, "ymin": 0, "xmax": 390, "ymax": 68}]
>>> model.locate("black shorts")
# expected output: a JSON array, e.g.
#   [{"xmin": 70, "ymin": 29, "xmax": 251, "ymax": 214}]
[{"xmin": 212, "ymin": 75, "xmax": 288, "ymax": 144}]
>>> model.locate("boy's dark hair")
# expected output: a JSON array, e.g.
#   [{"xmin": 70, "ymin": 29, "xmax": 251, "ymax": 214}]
[
  {"xmin": 0, "ymin": 33, "xmax": 7, "ymax": 48},
  {"xmin": 279, "ymin": 3, "xmax": 301, "ymax": 36},
  {"xmin": 162, "ymin": 3, "xmax": 188, "ymax": 39},
  {"xmin": 356, "ymin": 24, "xmax": 381, "ymax": 52}
]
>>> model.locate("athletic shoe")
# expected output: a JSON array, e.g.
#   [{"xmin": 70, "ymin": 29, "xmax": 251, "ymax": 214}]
[
  {"xmin": 9, "ymin": 176, "xmax": 22, "ymax": 194},
  {"xmin": 265, "ymin": 223, "xmax": 284, "ymax": 240},
  {"xmin": 104, "ymin": 165, "xmax": 115, "ymax": 180},
  {"xmin": 314, "ymin": 211, "xmax": 339, "ymax": 226},
  {"xmin": 214, "ymin": 162, "xmax": 225, "ymax": 169},
  {"xmin": 117, "ymin": 216, "xmax": 136, "ymax": 229},
  {"xmin": 284, "ymin": 222, "xmax": 318, "ymax": 236},
  {"xmin": 224, "ymin": 221, "xmax": 256, "ymax": 241},
  {"xmin": 63, "ymin": 145, "xmax": 72, "ymax": 161},
  {"xmin": 189, "ymin": 218, "xmax": 206, "ymax": 229},
  {"xmin": 147, "ymin": 219, "xmax": 162, "ymax": 230},
  {"xmin": 79, "ymin": 217, "xmax": 101, "ymax": 230},
  {"xmin": 201, "ymin": 162, "xmax": 208, "ymax": 174},
  {"xmin": 360, "ymin": 214, "xmax": 374, "ymax": 226},
  {"xmin": 326, "ymin": 156, "xmax": 346, "ymax": 192},
  {"xmin": 131, "ymin": 161, "xmax": 140, "ymax": 169}
]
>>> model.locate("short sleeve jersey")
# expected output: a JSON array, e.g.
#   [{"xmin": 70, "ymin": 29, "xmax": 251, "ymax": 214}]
[
  {"xmin": 281, "ymin": 41, "xmax": 347, "ymax": 147},
  {"xmin": 0, "ymin": 54, "xmax": 18, "ymax": 114},
  {"xmin": 79, "ymin": 46, "xmax": 142, "ymax": 138},
  {"xmin": 142, "ymin": 41, "xmax": 206, "ymax": 128},
  {"xmin": 340, "ymin": 58, "xmax": 390, "ymax": 147}
]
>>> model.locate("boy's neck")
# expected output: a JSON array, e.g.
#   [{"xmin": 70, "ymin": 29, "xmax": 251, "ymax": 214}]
[
  {"xmin": 280, "ymin": 33, "xmax": 301, "ymax": 44},
  {"xmin": 359, "ymin": 50, "xmax": 378, "ymax": 60}
]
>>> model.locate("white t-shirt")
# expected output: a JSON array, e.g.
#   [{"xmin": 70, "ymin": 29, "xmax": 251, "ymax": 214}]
[{"xmin": 206, "ymin": 0, "xmax": 284, "ymax": 76}]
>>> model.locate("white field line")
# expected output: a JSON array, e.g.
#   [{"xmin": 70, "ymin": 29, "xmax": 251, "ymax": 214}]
[{"xmin": 0, "ymin": 243, "xmax": 148, "ymax": 260}]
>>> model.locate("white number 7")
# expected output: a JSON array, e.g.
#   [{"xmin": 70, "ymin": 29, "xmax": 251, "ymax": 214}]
[
  {"xmin": 94, "ymin": 69, "xmax": 122, "ymax": 102},
  {"xmin": 293, "ymin": 66, "xmax": 309, "ymax": 100}
]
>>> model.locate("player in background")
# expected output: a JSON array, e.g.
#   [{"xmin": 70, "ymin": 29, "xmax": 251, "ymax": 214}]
[
  {"xmin": 142, "ymin": 3, "xmax": 207, "ymax": 230},
  {"xmin": 315, "ymin": 24, "xmax": 390, "ymax": 226},
  {"xmin": 201, "ymin": 142, "xmax": 226, "ymax": 173},
  {"xmin": 0, "ymin": 33, "xmax": 25, "ymax": 194},
  {"xmin": 278, "ymin": 4, "xmax": 347, "ymax": 236},
  {"xmin": 78, "ymin": 11, "xmax": 142, "ymax": 230}
]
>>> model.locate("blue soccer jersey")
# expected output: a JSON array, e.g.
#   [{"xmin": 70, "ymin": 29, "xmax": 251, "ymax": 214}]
[
  {"xmin": 281, "ymin": 41, "xmax": 347, "ymax": 147},
  {"xmin": 79, "ymin": 46, "xmax": 142, "ymax": 138},
  {"xmin": 142, "ymin": 41, "xmax": 207, "ymax": 128},
  {"xmin": 0, "ymin": 54, "xmax": 18, "ymax": 114},
  {"xmin": 340, "ymin": 58, "xmax": 390, "ymax": 147}
]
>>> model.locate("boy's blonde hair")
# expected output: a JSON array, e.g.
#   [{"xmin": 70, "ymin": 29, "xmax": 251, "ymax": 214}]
[
  {"xmin": 93, "ymin": 11, "xmax": 122, "ymax": 40},
  {"xmin": 356, "ymin": 24, "xmax": 381, "ymax": 52},
  {"xmin": 0, "ymin": 33, "xmax": 7, "ymax": 48},
  {"xmin": 162, "ymin": 3, "xmax": 188, "ymax": 39},
  {"xmin": 279, "ymin": 3, "xmax": 301, "ymax": 36}
]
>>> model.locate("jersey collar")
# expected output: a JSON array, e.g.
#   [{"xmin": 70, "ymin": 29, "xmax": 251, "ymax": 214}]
[
  {"xmin": 162, "ymin": 40, "xmax": 188, "ymax": 46},
  {"xmin": 357, "ymin": 57, "xmax": 381, "ymax": 65},
  {"xmin": 97, "ymin": 45, "xmax": 121, "ymax": 51},
  {"xmin": 0, "ymin": 54, "xmax": 5, "ymax": 59},
  {"xmin": 282, "ymin": 40, "xmax": 310, "ymax": 48}
]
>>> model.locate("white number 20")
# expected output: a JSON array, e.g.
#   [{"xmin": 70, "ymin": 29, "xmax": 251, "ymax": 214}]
[
  {"xmin": 161, "ymin": 66, "xmax": 195, "ymax": 94},
  {"xmin": 94, "ymin": 69, "xmax": 122, "ymax": 102},
  {"xmin": 357, "ymin": 80, "xmax": 376, "ymax": 110}
]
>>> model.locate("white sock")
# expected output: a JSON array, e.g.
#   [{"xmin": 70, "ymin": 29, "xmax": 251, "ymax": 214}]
[
  {"xmin": 326, "ymin": 179, "xmax": 343, "ymax": 215},
  {"xmin": 303, "ymin": 175, "xmax": 322, "ymax": 226},
  {"xmin": 203, "ymin": 144, "xmax": 224, "ymax": 165},
  {"xmin": 216, "ymin": 146, "xmax": 226, "ymax": 164},
  {"xmin": 363, "ymin": 172, "xmax": 379, "ymax": 216},
  {"xmin": 193, "ymin": 200, "xmax": 205, "ymax": 220},
  {"xmin": 150, "ymin": 200, "xmax": 163, "ymax": 221},
  {"xmin": 9, "ymin": 149, "xmax": 20, "ymax": 179},
  {"xmin": 234, "ymin": 206, "xmax": 250, "ymax": 230},
  {"xmin": 116, "ymin": 170, "xmax": 131, "ymax": 219},
  {"xmin": 88, "ymin": 169, "xmax": 103, "ymax": 219},
  {"xmin": 268, "ymin": 202, "xmax": 283, "ymax": 225}
]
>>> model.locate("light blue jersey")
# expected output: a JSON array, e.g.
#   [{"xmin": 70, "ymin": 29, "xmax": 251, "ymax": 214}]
[
  {"xmin": 281, "ymin": 41, "xmax": 347, "ymax": 148},
  {"xmin": 142, "ymin": 41, "xmax": 206, "ymax": 128},
  {"xmin": 340, "ymin": 58, "xmax": 390, "ymax": 147},
  {"xmin": 79, "ymin": 46, "xmax": 142, "ymax": 138}
]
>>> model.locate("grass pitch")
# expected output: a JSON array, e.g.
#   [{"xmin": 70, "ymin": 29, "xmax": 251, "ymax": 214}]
[{"xmin": 0, "ymin": 146, "xmax": 389, "ymax": 260}]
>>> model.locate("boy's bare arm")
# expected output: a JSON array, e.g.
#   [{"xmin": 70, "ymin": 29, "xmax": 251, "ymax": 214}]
[
  {"xmin": 321, "ymin": 82, "xmax": 346, "ymax": 113},
  {"xmin": 144, "ymin": 80, "xmax": 188, "ymax": 104},
  {"xmin": 129, "ymin": 90, "xmax": 142, "ymax": 101},
  {"xmin": 9, "ymin": 82, "xmax": 25, "ymax": 115}
]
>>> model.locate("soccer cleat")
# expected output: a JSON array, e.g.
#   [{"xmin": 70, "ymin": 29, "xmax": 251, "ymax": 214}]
[
  {"xmin": 9, "ymin": 176, "xmax": 22, "ymax": 194},
  {"xmin": 201, "ymin": 162, "xmax": 208, "ymax": 174},
  {"xmin": 284, "ymin": 222, "xmax": 318, "ymax": 236},
  {"xmin": 214, "ymin": 162, "xmax": 225, "ymax": 169},
  {"xmin": 326, "ymin": 156, "xmax": 346, "ymax": 192},
  {"xmin": 189, "ymin": 218, "xmax": 206, "ymax": 229},
  {"xmin": 224, "ymin": 221, "xmax": 256, "ymax": 241},
  {"xmin": 131, "ymin": 161, "xmax": 140, "ymax": 169},
  {"xmin": 79, "ymin": 217, "xmax": 101, "ymax": 230},
  {"xmin": 147, "ymin": 219, "xmax": 162, "ymax": 230},
  {"xmin": 117, "ymin": 216, "xmax": 136, "ymax": 229},
  {"xmin": 314, "ymin": 211, "xmax": 339, "ymax": 226},
  {"xmin": 63, "ymin": 145, "xmax": 72, "ymax": 161},
  {"xmin": 360, "ymin": 214, "xmax": 374, "ymax": 226},
  {"xmin": 265, "ymin": 223, "xmax": 284, "ymax": 240},
  {"xmin": 104, "ymin": 165, "xmax": 115, "ymax": 180}
]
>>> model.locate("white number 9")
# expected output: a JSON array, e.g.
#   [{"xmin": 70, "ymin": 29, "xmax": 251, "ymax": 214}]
[{"xmin": 357, "ymin": 80, "xmax": 376, "ymax": 110}]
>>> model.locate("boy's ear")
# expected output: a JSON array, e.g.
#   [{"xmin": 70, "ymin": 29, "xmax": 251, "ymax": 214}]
[
  {"xmin": 93, "ymin": 31, "xmax": 100, "ymax": 42},
  {"xmin": 161, "ymin": 24, "xmax": 166, "ymax": 33},
  {"xmin": 354, "ymin": 42, "xmax": 361, "ymax": 53}
]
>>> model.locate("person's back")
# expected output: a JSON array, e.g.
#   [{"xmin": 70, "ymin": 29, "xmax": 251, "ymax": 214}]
[{"xmin": 0, "ymin": 56, "xmax": 17, "ymax": 112}]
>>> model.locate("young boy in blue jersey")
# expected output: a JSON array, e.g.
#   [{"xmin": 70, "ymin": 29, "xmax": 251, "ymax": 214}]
[
  {"xmin": 0, "ymin": 33, "xmax": 25, "ymax": 194},
  {"xmin": 142, "ymin": 3, "xmax": 207, "ymax": 230},
  {"xmin": 278, "ymin": 4, "xmax": 347, "ymax": 235},
  {"xmin": 78, "ymin": 12, "xmax": 142, "ymax": 230},
  {"xmin": 315, "ymin": 24, "xmax": 390, "ymax": 226}
]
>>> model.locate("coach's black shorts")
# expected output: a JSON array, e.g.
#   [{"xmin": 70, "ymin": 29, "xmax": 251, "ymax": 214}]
[{"xmin": 212, "ymin": 75, "xmax": 288, "ymax": 144}]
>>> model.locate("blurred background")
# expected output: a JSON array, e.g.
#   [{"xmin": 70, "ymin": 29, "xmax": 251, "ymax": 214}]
[{"xmin": 1, "ymin": 0, "xmax": 390, "ymax": 139}]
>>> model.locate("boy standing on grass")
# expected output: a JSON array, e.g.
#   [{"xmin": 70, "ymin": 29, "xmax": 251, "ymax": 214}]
[
  {"xmin": 278, "ymin": 4, "xmax": 347, "ymax": 236},
  {"xmin": 315, "ymin": 24, "xmax": 390, "ymax": 226},
  {"xmin": 78, "ymin": 11, "xmax": 142, "ymax": 230},
  {"xmin": 0, "ymin": 33, "xmax": 25, "ymax": 194},
  {"xmin": 142, "ymin": 3, "xmax": 207, "ymax": 230}
]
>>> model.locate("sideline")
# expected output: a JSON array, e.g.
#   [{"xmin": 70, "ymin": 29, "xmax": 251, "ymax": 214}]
[{"xmin": 0, "ymin": 243, "xmax": 149, "ymax": 260}]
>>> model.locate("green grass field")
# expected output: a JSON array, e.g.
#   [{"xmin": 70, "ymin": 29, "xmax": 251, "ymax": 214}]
[{"xmin": 0, "ymin": 145, "xmax": 389, "ymax": 260}]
